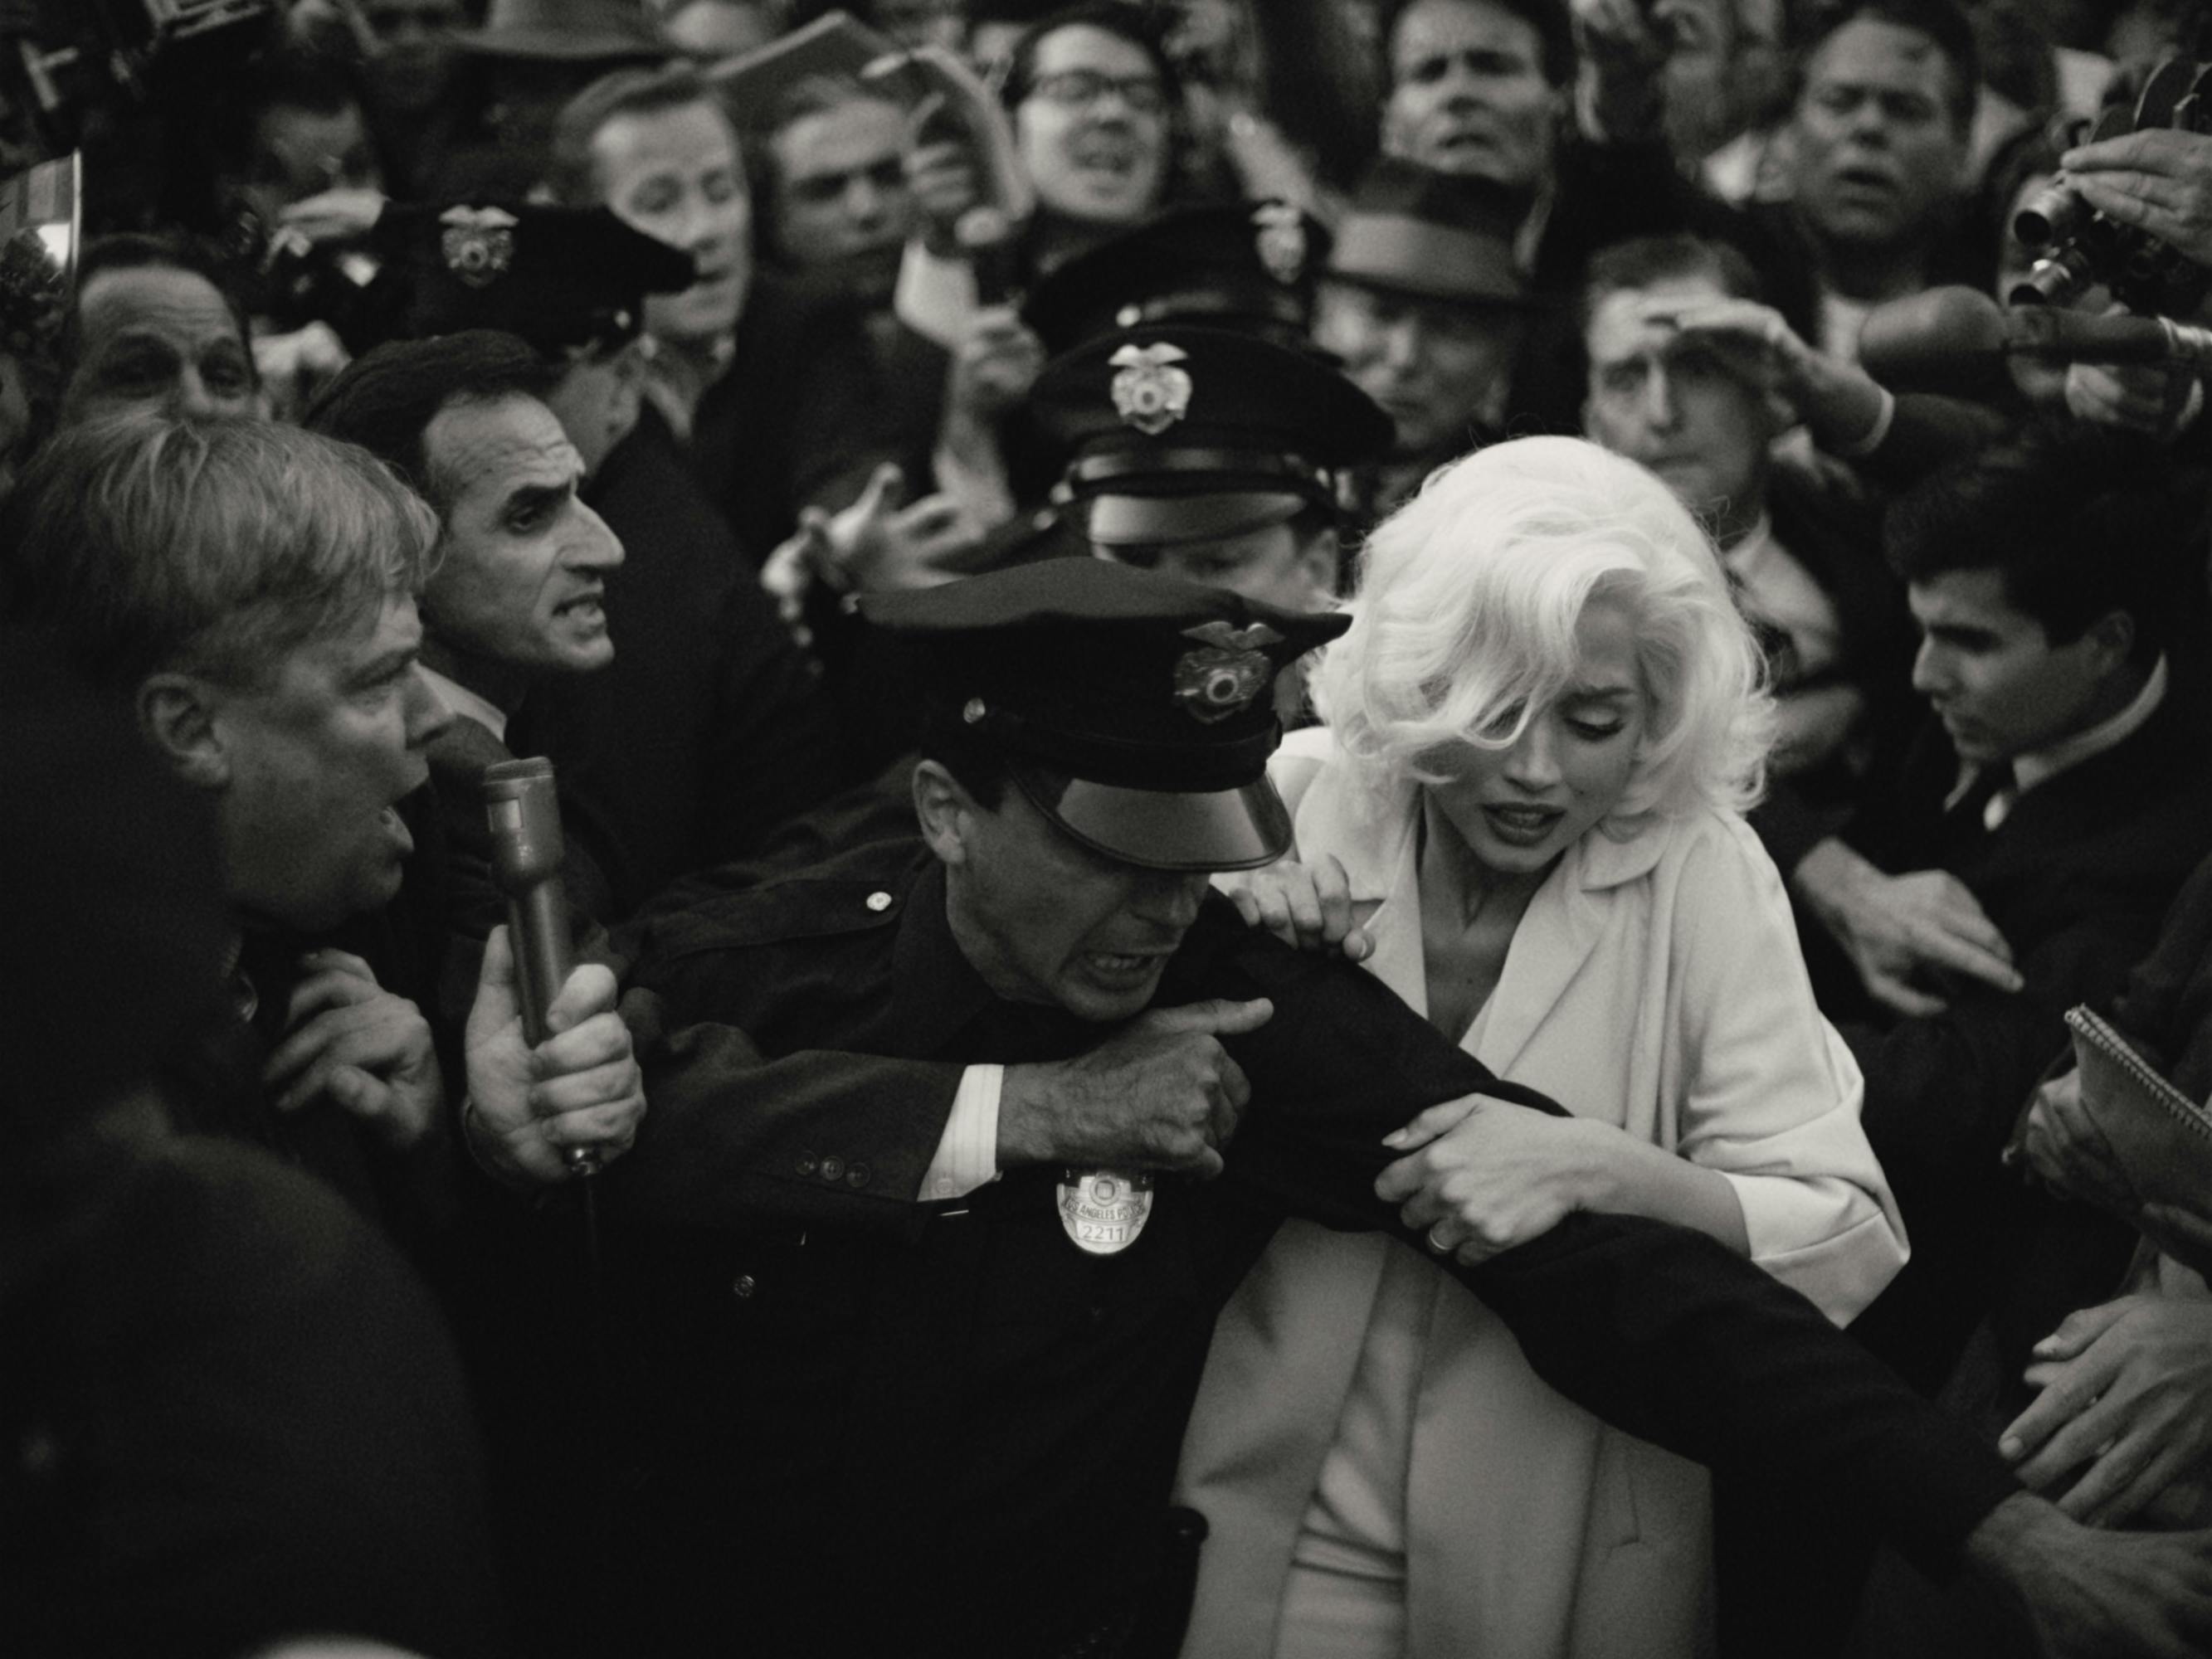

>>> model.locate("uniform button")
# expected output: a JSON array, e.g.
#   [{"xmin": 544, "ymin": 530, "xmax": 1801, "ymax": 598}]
[
  {"xmin": 795, "ymin": 1153, "xmax": 817, "ymax": 1177},
  {"xmin": 732, "ymin": 1273, "xmax": 757, "ymax": 1300},
  {"xmin": 820, "ymin": 1155, "xmax": 845, "ymax": 1183},
  {"xmin": 845, "ymin": 1161, "xmax": 870, "ymax": 1188},
  {"xmin": 865, "ymin": 890, "xmax": 894, "ymax": 912}
]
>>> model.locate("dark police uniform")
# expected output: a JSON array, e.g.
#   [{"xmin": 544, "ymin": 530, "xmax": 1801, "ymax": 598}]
[{"xmin": 603, "ymin": 563, "xmax": 2019, "ymax": 1658}]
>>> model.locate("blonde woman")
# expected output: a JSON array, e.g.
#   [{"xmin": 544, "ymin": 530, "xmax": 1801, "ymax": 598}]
[{"xmin": 1175, "ymin": 436, "xmax": 1907, "ymax": 1659}]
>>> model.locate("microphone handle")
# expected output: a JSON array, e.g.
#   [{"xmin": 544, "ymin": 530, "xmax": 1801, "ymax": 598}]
[{"xmin": 508, "ymin": 879, "xmax": 574, "ymax": 1048}]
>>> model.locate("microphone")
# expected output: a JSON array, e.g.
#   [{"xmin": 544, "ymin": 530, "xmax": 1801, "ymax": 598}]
[
  {"xmin": 483, "ymin": 757, "xmax": 573, "ymax": 1048},
  {"xmin": 484, "ymin": 757, "xmax": 599, "ymax": 1178},
  {"xmin": 1859, "ymin": 286, "xmax": 2212, "ymax": 396}
]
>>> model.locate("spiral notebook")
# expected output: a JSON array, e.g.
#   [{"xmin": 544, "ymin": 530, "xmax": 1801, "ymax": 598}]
[{"xmin": 2064, "ymin": 1005, "xmax": 2212, "ymax": 1209}]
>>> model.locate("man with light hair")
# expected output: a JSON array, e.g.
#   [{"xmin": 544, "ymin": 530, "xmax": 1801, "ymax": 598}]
[{"xmin": 0, "ymin": 411, "xmax": 642, "ymax": 1203}]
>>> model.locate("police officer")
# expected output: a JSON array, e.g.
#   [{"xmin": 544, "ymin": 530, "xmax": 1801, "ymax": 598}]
[
  {"xmin": 598, "ymin": 560, "xmax": 2188, "ymax": 1659},
  {"xmin": 1030, "ymin": 322, "xmax": 1391, "ymax": 612}
]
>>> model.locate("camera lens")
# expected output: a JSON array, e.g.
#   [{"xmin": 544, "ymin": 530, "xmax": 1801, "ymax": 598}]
[
  {"xmin": 2013, "ymin": 182, "xmax": 2085, "ymax": 253},
  {"xmin": 2008, "ymin": 248, "xmax": 2093, "ymax": 309}
]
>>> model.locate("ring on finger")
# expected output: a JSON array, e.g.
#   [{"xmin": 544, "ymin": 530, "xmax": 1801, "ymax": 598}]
[
  {"xmin": 1425, "ymin": 1221, "xmax": 1454, "ymax": 1254},
  {"xmin": 565, "ymin": 1145, "xmax": 606, "ymax": 1177}
]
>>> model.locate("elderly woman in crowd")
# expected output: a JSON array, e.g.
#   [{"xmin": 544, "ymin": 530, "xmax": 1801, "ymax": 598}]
[{"xmin": 1175, "ymin": 435, "xmax": 1907, "ymax": 1659}]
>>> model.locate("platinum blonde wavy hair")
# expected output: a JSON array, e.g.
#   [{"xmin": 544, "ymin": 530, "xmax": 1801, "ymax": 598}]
[{"xmin": 1318, "ymin": 435, "xmax": 1773, "ymax": 827}]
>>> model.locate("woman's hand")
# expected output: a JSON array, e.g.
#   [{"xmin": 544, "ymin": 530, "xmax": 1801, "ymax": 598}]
[
  {"xmin": 1219, "ymin": 855, "xmax": 1374, "ymax": 961},
  {"xmin": 1376, "ymin": 1097, "xmax": 1605, "ymax": 1261}
]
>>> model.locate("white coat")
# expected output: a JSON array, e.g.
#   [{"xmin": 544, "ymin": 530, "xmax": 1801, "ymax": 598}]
[{"xmin": 1174, "ymin": 727, "xmax": 1908, "ymax": 1659}]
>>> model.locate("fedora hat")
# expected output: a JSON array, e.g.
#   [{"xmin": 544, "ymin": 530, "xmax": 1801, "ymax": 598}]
[{"xmin": 452, "ymin": 0, "xmax": 673, "ymax": 64}]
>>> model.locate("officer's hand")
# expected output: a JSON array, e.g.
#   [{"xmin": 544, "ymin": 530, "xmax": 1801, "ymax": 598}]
[
  {"xmin": 998, "ymin": 998, "xmax": 1274, "ymax": 1179},
  {"xmin": 1963, "ymin": 1491, "xmax": 2212, "ymax": 1657},
  {"xmin": 464, "ymin": 925, "xmax": 645, "ymax": 1187},
  {"xmin": 262, "ymin": 947, "xmax": 443, "ymax": 1151},
  {"xmin": 1220, "ymin": 856, "xmax": 1373, "ymax": 961}
]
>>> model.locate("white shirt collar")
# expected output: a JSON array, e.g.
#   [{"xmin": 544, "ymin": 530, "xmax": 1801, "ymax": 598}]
[{"xmin": 417, "ymin": 664, "xmax": 505, "ymax": 743}]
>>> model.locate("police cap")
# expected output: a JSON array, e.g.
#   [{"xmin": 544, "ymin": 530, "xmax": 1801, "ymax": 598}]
[
  {"xmin": 1030, "ymin": 324, "xmax": 1392, "ymax": 548},
  {"xmin": 1021, "ymin": 200, "xmax": 1331, "ymax": 357},
  {"xmin": 383, "ymin": 201, "xmax": 695, "ymax": 355},
  {"xmin": 862, "ymin": 560, "xmax": 1347, "ymax": 871}
]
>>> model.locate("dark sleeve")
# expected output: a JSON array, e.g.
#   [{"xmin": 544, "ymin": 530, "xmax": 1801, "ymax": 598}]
[
  {"xmin": 1172, "ymin": 907, "xmax": 2019, "ymax": 1576},
  {"xmin": 1849, "ymin": 914, "xmax": 2164, "ymax": 1180},
  {"xmin": 697, "ymin": 574, "xmax": 855, "ymax": 864},
  {"xmin": 607, "ymin": 961, "xmax": 962, "ymax": 1239},
  {"xmin": 7, "ymin": 1143, "xmax": 504, "ymax": 1659}
]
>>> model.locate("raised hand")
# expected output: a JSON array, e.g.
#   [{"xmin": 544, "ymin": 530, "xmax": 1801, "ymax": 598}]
[
  {"xmin": 263, "ymin": 946, "xmax": 443, "ymax": 1151},
  {"xmin": 2061, "ymin": 129, "xmax": 2212, "ymax": 273},
  {"xmin": 999, "ymin": 997, "xmax": 1274, "ymax": 1179}
]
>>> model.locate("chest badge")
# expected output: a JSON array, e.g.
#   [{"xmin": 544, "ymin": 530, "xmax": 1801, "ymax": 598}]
[{"xmin": 1057, "ymin": 1167, "xmax": 1155, "ymax": 1255}]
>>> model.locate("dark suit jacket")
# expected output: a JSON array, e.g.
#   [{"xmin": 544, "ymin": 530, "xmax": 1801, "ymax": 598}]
[
  {"xmin": 518, "ymin": 411, "xmax": 853, "ymax": 917},
  {"xmin": 687, "ymin": 275, "xmax": 945, "ymax": 559},
  {"xmin": 602, "ymin": 840, "xmax": 2016, "ymax": 1655},
  {"xmin": 1830, "ymin": 680, "xmax": 2212, "ymax": 1190}
]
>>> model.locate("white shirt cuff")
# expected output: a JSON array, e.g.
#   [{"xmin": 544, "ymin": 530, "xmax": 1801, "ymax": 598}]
[{"xmin": 921, "ymin": 1063, "xmax": 1002, "ymax": 1200}]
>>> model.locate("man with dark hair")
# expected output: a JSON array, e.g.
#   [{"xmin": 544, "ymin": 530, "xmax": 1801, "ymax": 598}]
[
  {"xmin": 1771, "ymin": 0, "xmax": 1984, "ymax": 358},
  {"xmin": 0, "ymin": 412, "xmax": 641, "ymax": 1204},
  {"xmin": 308, "ymin": 333, "xmax": 629, "ymax": 977},
  {"xmin": 1578, "ymin": 231, "xmax": 1914, "ymax": 795},
  {"xmin": 386, "ymin": 200, "xmax": 854, "ymax": 908},
  {"xmin": 59, "ymin": 233, "xmax": 261, "ymax": 426},
  {"xmin": 757, "ymin": 73, "xmax": 916, "ymax": 309},
  {"xmin": 1786, "ymin": 429, "xmax": 2212, "ymax": 1391},
  {"xmin": 1370, "ymin": 0, "xmax": 1817, "ymax": 429},
  {"xmin": 1315, "ymin": 156, "xmax": 1541, "ymax": 517},
  {"xmin": 599, "ymin": 556, "xmax": 2212, "ymax": 1659}
]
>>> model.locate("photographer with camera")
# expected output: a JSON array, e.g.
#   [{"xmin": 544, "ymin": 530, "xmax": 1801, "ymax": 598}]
[{"xmin": 2058, "ymin": 127, "xmax": 2212, "ymax": 285}]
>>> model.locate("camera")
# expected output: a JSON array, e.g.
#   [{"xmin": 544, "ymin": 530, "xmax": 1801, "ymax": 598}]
[{"xmin": 2011, "ymin": 56, "xmax": 2211, "ymax": 317}]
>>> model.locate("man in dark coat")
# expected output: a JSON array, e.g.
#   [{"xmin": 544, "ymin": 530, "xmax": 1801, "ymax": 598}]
[
  {"xmin": 384, "ymin": 197, "xmax": 856, "ymax": 911},
  {"xmin": 1781, "ymin": 431, "xmax": 2212, "ymax": 1394},
  {"xmin": 595, "ymin": 559, "xmax": 2210, "ymax": 1659}
]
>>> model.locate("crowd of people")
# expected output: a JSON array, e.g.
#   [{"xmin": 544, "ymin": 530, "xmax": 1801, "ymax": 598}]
[{"xmin": 4, "ymin": 1, "xmax": 2212, "ymax": 1656}]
